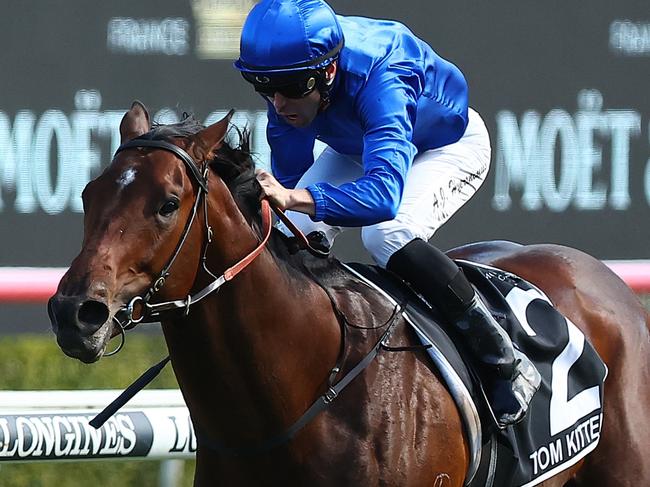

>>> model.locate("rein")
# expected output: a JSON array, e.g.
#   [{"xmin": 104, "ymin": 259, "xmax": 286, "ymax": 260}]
[
  {"xmin": 91, "ymin": 136, "xmax": 405, "ymax": 455},
  {"xmin": 107, "ymin": 138, "xmax": 273, "ymax": 355},
  {"xmin": 110, "ymin": 138, "xmax": 324, "ymax": 341},
  {"xmin": 93, "ymin": 136, "xmax": 277, "ymax": 424}
]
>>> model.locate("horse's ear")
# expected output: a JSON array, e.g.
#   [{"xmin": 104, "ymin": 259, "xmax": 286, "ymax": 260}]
[
  {"xmin": 119, "ymin": 101, "xmax": 151, "ymax": 143},
  {"xmin": 191, "ymin": 109, "xmax": 235, "ymax": 161}
]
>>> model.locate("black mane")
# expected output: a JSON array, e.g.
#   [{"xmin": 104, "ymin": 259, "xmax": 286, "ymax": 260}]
[
  {"xmin": 147, "ymin": 114, "xmax": 262, "ymax": 215},
  {"xmin": 148, "ymin": 116, "xmax": 346, "ymax": 288},
  {"xmin": 137, "ymin": 114, "xmax": 342, "ymax": 287},
  {"xmin": 147, "ymin": 115, "xmax": 205, "ymax": 139}
]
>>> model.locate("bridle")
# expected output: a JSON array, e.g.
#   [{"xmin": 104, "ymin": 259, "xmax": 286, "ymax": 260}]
[
  {"xmin": 106, "ymin": 137, "xmax": 273, "ymax": 355},
  {"xmin": 91, "ymin": 134, "xmax": 405, "ymax": 453}
]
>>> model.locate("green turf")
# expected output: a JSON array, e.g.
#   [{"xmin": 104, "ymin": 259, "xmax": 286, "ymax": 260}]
[{"xmin": 0, "ymin": 334, "xmax": 195, "ymax": 487}]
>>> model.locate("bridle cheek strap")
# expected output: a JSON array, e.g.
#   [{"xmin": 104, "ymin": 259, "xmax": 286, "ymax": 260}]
[
  {"xmin": 92, "ymin": 199, "xmax": 274, "ymax": 428},
  {"xmin": 130, "ymin": 199, "xmax": 273, "ymax": 322}
]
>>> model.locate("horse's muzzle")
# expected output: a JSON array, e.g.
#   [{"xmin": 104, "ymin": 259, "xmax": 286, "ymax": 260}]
[{"xmin": 48, "ymin": 294, "xmax": 111, "ymax": 363}]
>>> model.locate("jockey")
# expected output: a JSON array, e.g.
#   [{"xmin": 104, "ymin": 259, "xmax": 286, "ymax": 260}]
[{"xmin": 235, "ymin": 0, "xmax": 540, "ymax": 427}]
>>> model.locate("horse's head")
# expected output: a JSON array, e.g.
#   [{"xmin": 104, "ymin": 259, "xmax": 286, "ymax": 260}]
[{"xmin": 48, "ymin": 101, "xmax": 235, "ymax": 363}]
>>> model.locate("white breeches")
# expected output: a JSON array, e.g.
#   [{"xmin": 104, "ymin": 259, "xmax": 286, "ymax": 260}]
[{"xmin": 277, "ymin": 107, "xmax": 492, "ymax": 268}]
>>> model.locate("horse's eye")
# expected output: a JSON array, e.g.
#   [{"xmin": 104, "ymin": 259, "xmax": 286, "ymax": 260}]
[{"xmin": 159, "ymin": 199, "xmax": 179, "ymax": 217}]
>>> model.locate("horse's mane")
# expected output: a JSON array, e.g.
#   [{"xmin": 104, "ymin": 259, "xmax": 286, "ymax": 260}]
[
  {"xmin": 148, "ymin": 114, "xmax": 346, "ymax": 286},
  {"xmin": 147, "ymin": 114, "xmax": 262, "ymax": 215}
]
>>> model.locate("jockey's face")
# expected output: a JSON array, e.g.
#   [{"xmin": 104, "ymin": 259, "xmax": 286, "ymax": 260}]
[
  {"xmin": 269, "ymin": 89, "xmax": 322, "ymax": 128},
  {"xmin": 262, "ymin": 62, "xmax": 337, "ymax": 128}
]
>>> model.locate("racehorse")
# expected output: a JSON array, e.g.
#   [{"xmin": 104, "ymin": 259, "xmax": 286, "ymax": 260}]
[{"xmin": 48, "ymin": 102, "xmax": 650, "ymax": 486}]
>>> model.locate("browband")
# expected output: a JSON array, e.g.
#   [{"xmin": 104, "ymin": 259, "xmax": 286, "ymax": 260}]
[{"xmin": 115, "ymin": 139, "xmax": 208, "ymax": 192}]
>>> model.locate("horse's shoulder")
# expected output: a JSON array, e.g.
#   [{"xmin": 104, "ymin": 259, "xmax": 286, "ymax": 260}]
[{"xmin": 288, "ymin": 252, "xmax": 392, "ymax": 309}]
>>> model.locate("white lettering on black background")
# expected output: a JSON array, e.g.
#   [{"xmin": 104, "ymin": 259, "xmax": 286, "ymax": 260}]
[{"xmin": 0, "ymin": 413, "xmax": 141, "ymax": 460}]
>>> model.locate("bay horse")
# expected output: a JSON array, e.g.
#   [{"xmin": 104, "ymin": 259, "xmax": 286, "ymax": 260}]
[{"xmin": 48, "ymin": 102, "xmax": 650, "ymax": 486}]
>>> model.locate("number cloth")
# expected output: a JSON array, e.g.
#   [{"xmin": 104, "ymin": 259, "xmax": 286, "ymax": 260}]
[{"xmin": 345, "ymin": 260, "xmax": 607, "ymax": 487}]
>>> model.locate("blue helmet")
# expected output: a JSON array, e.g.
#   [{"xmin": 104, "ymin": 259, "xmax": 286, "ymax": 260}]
[{"xmin": 234, "ymin": 0, "xmax": 344, "ymax": 74}]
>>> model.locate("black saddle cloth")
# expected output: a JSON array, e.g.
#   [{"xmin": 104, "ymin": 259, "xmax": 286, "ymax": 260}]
[{"xmin": 344, "ymin": 260, "xmax": 607, "ymax": 487}]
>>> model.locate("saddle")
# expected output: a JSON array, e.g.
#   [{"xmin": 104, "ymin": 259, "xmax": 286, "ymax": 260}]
[
  {"xmin": 286, "ymin": 231, "xmax": 607, "ymax": 486},
  {"xmin": 340, "ymin": 260, "xmax": 608, "ymax": 487}
]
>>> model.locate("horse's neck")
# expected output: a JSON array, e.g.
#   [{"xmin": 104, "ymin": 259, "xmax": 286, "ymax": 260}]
[{"xmin": 163, "ymin": 185, "xmax": 342, "ymax": 441}]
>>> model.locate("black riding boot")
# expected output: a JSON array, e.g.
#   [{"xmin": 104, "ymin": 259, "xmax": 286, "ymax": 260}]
[{"xmin": 387, "ymin": 239, "xmax": 541, "ymax": 428}]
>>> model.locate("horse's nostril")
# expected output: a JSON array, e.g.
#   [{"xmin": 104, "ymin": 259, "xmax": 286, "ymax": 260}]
[{"xmin": 78, "ymin": 300, "xmax": 110, "ymax": 327}]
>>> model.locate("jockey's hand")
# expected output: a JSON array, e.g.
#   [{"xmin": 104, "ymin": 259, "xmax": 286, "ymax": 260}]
[{"xmin": 255, "ymin": 169, "xmax": 316, "ymax": 216}]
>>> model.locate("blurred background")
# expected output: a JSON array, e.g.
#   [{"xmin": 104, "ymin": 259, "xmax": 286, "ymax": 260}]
[{"xmin": 0, "ymin": 0, "xmax": 647, "ymax": 485}]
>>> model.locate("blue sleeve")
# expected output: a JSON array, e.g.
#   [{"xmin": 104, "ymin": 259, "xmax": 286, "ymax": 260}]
[
  {"xmin": 266, "ymin": 104, "xmax": 316, "ymax": 189},
  {"xmin": 307, "ymin": 65, "xmax": 419, "ymax": 226}
]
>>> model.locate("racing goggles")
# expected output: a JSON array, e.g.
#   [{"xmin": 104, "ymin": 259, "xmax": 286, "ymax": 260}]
[{"xmin": 242, "ymin": 70, "xmax": 320, "ymax": 99}]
